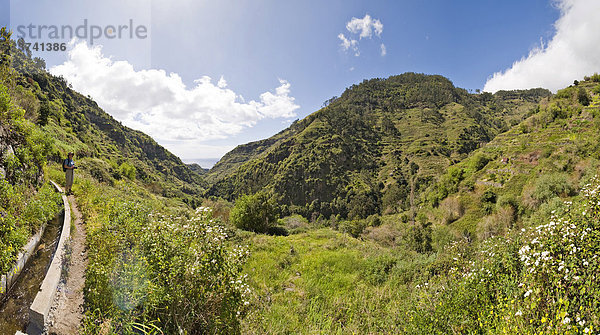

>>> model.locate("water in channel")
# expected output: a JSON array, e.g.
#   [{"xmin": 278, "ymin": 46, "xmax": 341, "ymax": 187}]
[{"xmin": 0, "ymin": 211, "xmax": 63, "ymax": 334}]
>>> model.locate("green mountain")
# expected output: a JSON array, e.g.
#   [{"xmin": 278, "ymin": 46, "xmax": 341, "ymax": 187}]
[
  {"xmin": 3, "ymin": 32, "xmax": 206, "ymax": 206},
  {"xmin": 421, "ymin": 75, "xmax": 600, "ymax": 239},
  {"xmin": 237, "ymin": 77, "xmax": 600, "ymax": 334},
  {"xmin": 207, "ymin": 73, "xmax": 551, "ymax": 219}
]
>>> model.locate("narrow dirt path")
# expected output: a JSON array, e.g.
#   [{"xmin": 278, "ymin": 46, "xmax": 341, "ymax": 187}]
[{"xmin": 48, "ymin": 195, "xmax": 87, "ymax": 335}]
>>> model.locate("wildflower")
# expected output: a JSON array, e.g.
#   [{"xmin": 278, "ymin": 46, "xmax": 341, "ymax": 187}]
[
  {"xmin": 562, "ymin": 317, "xmax": 570, "ymax": 324},
  {"xmin": 524, "ymin": 290, "xmax": 532, "ymax": 298},
  {"xmin": 515, "ymin": 310, "xmax": 522, "ymax": 316}
]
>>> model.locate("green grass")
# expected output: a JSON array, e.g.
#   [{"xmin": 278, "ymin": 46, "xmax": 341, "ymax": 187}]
[{"xmin": 242, "ymin": 228, "xmax": 428, "ymax": 334}]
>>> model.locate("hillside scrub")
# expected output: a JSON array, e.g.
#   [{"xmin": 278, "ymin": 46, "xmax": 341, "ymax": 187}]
[
  {"xmin": 0, "ymin": 82, "xmax": 61, "ymax": 273},
  {"xmin": 2, "ymin": 31, "xmax": 251, "ymax": 333},
  {"xmin": 207, "ymin": 73, "xmax": 551, "ymax": 220},
  {"xmin": 240, "ymin": 178, "xmax": 600, "ymax": 334},
  {"xmin": 69, "ymin": 173, "xmax": 250, "ymax": 334},
  {"xmin": 410, "ymin": 178, "xmax": 600, "ymax": 333}
]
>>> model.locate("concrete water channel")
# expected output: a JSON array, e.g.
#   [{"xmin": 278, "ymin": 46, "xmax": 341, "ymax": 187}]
[
  {"xmin": 0, "ymin": 212, "xmax": 63, "ymax": 334},
  {"xmin": 0, "ymin": 181, "xmax": 71, "ymax": 335}
]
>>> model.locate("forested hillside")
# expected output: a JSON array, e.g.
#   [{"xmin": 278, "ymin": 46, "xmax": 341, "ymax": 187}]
[
  {"xmin": 421, "ymin": 74, "xmax": 600, "ymax": 242},
  {"xmin": 4, "ymin": 32, "xmax": 206, "ymax": 205},
  {"xmin": 238, "ymin": 76, "xmax": 600, "ymax": 334},
  {"xmin": 207, "ymin": 73, "xmax": 550, "ymax": 220},
  {"xmin": 1, "ymin": 28, "xmax": 247, "ymax": 334},
  {"xmin": 4, "ymin": 23, "xmax": 600, "ymax": 334}
]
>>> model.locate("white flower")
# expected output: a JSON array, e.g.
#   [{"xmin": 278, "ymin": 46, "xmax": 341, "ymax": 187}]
[
  {"xmin": 524, "ymin": 290, "xmax": 532, "ymax": 298},
  {"xmin": 562, "ymin": 317, "xmax": 571, "ymax": 324},
  {"xmin": 515, "ymin": 310, "xmax": 522, "ymax": 316}
]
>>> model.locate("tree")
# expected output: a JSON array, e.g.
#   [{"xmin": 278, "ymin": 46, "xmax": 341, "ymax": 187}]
[
  {"xmin": 577, "ymin": 87, "xmax": 590, "ymax": 106},
  {"xmin": 0, "ymin": 27, "xmax": 12, "ymax": 68},
  {"xmin": 230, "ymin": 191, "xmax": 278, "ymax": 233},
  {"xmin": 33, "ymin": 57, "xmax": 46, "ymax": 70},
  {"xmin": 38, "ymin": 98, "xmax": 50, "ymax": 126}
]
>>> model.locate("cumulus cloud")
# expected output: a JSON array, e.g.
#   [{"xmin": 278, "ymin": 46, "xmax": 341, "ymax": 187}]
[
  {"xmin": 346, "ymin": 14, "xmax": 383, "ymax": 39},
  {"xmin": 338, "ymin": 33, "xmax": 359, "ymax": 56},
  {"xmin": 338, "ymin": 14, "xmax": 384, "ymax": 57},
  {"xmin": 484, "ymin": 0, "xmax": 600, "ymax": 93},
  {"xmin": 50, "ymin": 41, "xmax": 299, "ymax": 145}
]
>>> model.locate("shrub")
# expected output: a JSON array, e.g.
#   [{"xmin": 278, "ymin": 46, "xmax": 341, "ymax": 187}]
[
  {"xmin": 339, "ymin": 218, "xmax": 367, "ymax": 238},
  {"xmin": 533, "ymin": 173, "xmax": 574, "ymax": 203},
  {"xmin": 79, "ymin": 158, "xmax": 114, "ymax": 184},
  {"xmin": 83, "ymin": 196, "xmax": 249, "ymax": 334},
  {"xmin": 406, "ymin": 221, "xmax": 432, "ymax": 253},
  {"xmin": 363, "ymin": 223, "xmax": 402, "ymax": 246},
  {"xmin": 361, "ymin": 254, "xmax": 397, "ymax": 284},
  {"xmin": 230, "ymin": 191, "xmax": 279, "ymax": 233},
  {"xmin": 201, "ymin": 198, "xmax": 232, "ymax": 223},
  {"xmin": 516, "ymin": 178, "xmax": 600, "ymax": 332},
  {"xmin": 440, "ymin": 196, "xmax": 463, "ymax": 224},
  {"xmin": 476, "ymin": 207, "xmax": 514, "ymax": 240},
  {"xmin": 555, "ymin": 87, "xmax": 573, "ymax": 100},
  {"xmin": 0, "ymin": 182, "xmax": 61, "ymax": 273},
  {"xmin": 470, "ymin": 152, "xmax": 490, "ymax": 171},
  {"xmin": 480, "ymin": 189, "xmax": 497, "ymax": 214},
  {"xmin": 497, "ymin": 194, "xmax": 518, "ymax": 211},
  {"xmin": 118, "ymin": 162, "xmax": 136, "ymax": 180},
  {"xmin": 431, "ymin": 224, "xmax": 456, "ymax": 252},
  {"xmin": 577, "ymin": 87, "xmax": 591, "ymax": 106}
]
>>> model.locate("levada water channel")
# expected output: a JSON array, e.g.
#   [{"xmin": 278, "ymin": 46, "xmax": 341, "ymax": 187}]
[{"xmin": 0, "ymin": 211, "xmax": 64, "ymax": 334}]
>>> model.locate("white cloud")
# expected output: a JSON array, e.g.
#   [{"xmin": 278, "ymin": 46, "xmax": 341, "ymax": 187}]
[
  {"xmin": 50, "ymin": 41, "xmax": 300, "ymax": 147},
  {"xmin": 339, "ymin": 14, "xmax": 385, "ymax": 57},
  {"xmin": 217, "ymin": 75, "xmax": 228, "ymax": 89},
  {"xmin": 484, "ymin": 0, "xmax": 600, "ymax": 93},
  {"xmin": 346, "ymin": 14, "xmax": 383, "ymax": 39},
  {"xmin": 380, "ymin": 43, "xmax": 387, "ymax": 56},
  {"xmin": 338, "ymin": 33, "xmax": 359, "ymax": 56}
]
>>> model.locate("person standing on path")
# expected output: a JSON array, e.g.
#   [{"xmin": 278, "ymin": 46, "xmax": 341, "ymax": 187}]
[{"xmin": 63, "ymin": 152, "xmax": 76, "ymax": 195}]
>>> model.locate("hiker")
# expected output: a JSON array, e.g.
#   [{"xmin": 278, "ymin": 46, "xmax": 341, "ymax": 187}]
[{"xmin": 63, "ymin": 152, "xmax": 76, "ymax": 195}]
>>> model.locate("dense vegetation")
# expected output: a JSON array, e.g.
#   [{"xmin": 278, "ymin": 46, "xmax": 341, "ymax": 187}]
[
  {"xmin": 4, "ymin": 23, "xmax": 600, "ymax": 334},
  {"xmin": 51, "ymin": 170, "xmax": 249, "ymax": 334},
  {"xmin": 1, "ymin": 29, "xmax": 246, "ymax": 333},
  {"xmin": 236, "ymin": 76, "xmax": 600, "ymax": 333},
  {"xmin": 0, "ymin": 28, "xmax": 62, "ymax": 274},
  {"xmin": 207, "ymin": 73, "xmax": 550, "ymax": 222}
]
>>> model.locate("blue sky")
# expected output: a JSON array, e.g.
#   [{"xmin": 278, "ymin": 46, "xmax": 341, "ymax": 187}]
[{"xmin": 2, "ymin": 0, "xmax": 599, "ymax": 167}]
